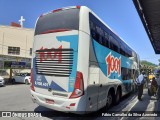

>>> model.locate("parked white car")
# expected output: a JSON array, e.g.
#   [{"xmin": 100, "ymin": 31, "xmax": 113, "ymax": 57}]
[
  {"xmin": 0, "ymin": 76, "xmax": 5, "ymax": 86},
  {"xmin": 12, "ymin": 73, "xmax": 31, "ymax": 84}
]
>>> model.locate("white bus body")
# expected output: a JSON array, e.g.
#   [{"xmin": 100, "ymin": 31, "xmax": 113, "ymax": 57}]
[{"xmin": 30, "ymin": 6, "xmax": 140, "ymax": 114}]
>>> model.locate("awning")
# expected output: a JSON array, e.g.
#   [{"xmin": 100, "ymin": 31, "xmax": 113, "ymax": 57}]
[{"xmin": 133, "ymin": 0, "xmax": 160, "ymax": 54}]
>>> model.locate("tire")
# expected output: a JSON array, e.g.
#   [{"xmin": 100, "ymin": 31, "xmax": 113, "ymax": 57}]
[
  {"xmin": 25, "ymin": 79, "xmax": 29, "ymax": 85},
  {"xmin": 106, "ymin": 91, "xmax": 113, "ymax": 110},
  {"xmin": 12, "ymin": 79, "xmax": 15, "ymax": 84},
  {"xmin": 114, "ymin": 89, "xmax": 121, "ymax": 105}
]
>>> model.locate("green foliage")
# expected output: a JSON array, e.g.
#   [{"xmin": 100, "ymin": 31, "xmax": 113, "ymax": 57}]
[{"xmin": 140, "ymin": 60, "xmax": 157, "ymax": 68}]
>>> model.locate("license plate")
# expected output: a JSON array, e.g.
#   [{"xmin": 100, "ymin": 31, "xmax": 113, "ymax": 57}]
[{"xmin": 46, "ymin": 99, "xmax": 54, "ymax": 104}]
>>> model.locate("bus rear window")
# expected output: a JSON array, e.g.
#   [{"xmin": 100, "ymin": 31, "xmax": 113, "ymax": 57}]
[{"xmin": 35, "ymin": 9, "xmax": 79, "ymax": 35}]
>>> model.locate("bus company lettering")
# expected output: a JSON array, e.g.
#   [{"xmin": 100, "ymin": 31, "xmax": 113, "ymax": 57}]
[
  {"xmin": 38, "ymin": 45, "xmax": 62, "ymax": 62},
  {"xmin": 106, "ymin": 52, "xmax": 121, "ymax": 76}
]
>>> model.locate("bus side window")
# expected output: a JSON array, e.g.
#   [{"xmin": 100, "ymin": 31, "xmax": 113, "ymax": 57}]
[
  {"xmin": 91, "ymin": 30, "xmax": 96, "ymax": 40},
  {"xmin": 120, "ymin": 47, "xmax": 125, "ymax": 56},
  {"xmin": 127, "ymin": 69, "xmax": 131, "ymax": 80},
  {"xmin": 122, "ymin": 67, "xmax": 127, "ymax": 80},
  {"xmin": 90, "ymin": 21, "xmax": 95, "ymax": 31},
  {"xmin": 122, "ymin": 67, "xmax": 133, "ymax": 80},
  {"xmin": 91, "ymin": 30, "xmax": 102, "ymax": 45},
  {"xmin": 109, "ymin": 42, "xmax": 114, "ymax": 51},
  {"xmin": 105, "ymin": 38, "xmax": 109, "ymax": 48},
  {"xmin": 125, "ymin": 52, "xmax": 130, "ymax": 57},
  {"xmin": 99, "ymin": 35, "xmax": 103, "ymax": 45},
  {"xmin": 96, "ymin": 33, "xmax": 100, "ymax": 43},
  {"xmin": 109, "ymin": 35, "xmax": 117, "ymax": 52},
  {"xmin": 104, "ymin": 32, "xmax": 109, "ymax": 48},
  {"xmin": 101, "ymin": 37, "xmax": 107, "ymax": 47},
  {"xmin": 121, "ymin": 67, "xmax": 125, "ymax": 80},
  {"xmin": 113, "ymin": 44, "xmax": 119, "ymax": 53}
]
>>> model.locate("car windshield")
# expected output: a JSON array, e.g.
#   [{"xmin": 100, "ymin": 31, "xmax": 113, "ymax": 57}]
[
  {"xmin": 17, "ymin": 73, "xmax": 30, "ymax": 76},
  {"xmin": 23, "ymin": 73, "xmax": 30, "ymax": 76}
]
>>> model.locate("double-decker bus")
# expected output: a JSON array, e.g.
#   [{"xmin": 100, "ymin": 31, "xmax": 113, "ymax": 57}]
[{"xmin": 30, "ymin": 6, "xmax": 140, "ymax": 113}]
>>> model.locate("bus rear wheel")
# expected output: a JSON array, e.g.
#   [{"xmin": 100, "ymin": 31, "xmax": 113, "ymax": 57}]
[
  {"xmin": 114, "ymin": 89, "xmax": 121, "ymax": 105},
  {"xmin": 106, "ymin": 91, "xmax": 113, "ymax": 110}
]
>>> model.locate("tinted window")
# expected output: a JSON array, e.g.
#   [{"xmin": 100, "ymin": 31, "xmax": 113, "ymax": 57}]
[
  {"xmin": 15, "ymin": 73, "xmax": 20, "ymax": 76},
  {"xmin": 109, "ymin": 35, "xmax": 119, "ymax": 53},
  {"xmin": 35, "ymin": 9, "xmax": 79, "ymax": 35},
  {"xmin": 104, "ymin": 32, "xmax": 109, "ymax": 47},
  {"xmin": 26, "ymin": 73, "xmax": 30, "ymax": 76},
  {"xmin": 89, "ymin": 13, "xmax": 120, "ymax": 53},
  {"xmin": 120, "ymin": 48, "xmax": 126, "ymax": 56},
  {"xmin": 89, "ymin": 13, "xmax": 135, "ymax": 57},
  {"xmin": 121, "ymin": 67, "xmax": 134, "ymax": 80}
]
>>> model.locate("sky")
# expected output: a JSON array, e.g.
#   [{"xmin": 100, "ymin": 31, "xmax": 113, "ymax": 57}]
[{"xmin": 0, "ymin": 0, "xmax": 160, "ymax": 65}]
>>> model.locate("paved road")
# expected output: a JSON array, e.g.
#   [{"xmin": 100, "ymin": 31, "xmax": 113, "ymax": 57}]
[
  {"xmin": 0, "ymin": 84, "xmax": 160, "ymax": 120},
  {"xmin": 0, "ymin": 84, "xmax": 37, "ymax": 111}
]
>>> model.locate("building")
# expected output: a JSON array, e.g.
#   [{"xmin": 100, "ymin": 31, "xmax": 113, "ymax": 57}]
[{"xmin": 0, "ymin": 25, "xmax": 34, "ymax": 69}]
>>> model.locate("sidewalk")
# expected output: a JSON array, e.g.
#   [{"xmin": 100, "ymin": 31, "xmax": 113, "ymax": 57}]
[
  {"xmin": 122, "ymin": 89, "xmax": 160, "ymax": 120},
  {"xmin": 135, "ymin": 88, "xmax": 159, "ymax": 112}
]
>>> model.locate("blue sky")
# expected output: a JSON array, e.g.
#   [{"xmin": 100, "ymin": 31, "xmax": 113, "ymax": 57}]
[{"xmin": 0, "ymin": 0, "xmax": 159, "ymax": 65}]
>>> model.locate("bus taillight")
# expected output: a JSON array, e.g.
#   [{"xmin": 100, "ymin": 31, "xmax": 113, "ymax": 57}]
[
  {"xmin": 69, "ymin": 71, "xmax": 84, "ymax": 99},
  {"xmin": 30, "ymin": 69, "xmax": 35, "ymax": 91}
]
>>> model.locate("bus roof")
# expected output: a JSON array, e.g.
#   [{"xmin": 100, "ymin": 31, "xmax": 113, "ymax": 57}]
[{"xmin": 38, "ymin": 6, "xmax": 138, "ymax": 55}]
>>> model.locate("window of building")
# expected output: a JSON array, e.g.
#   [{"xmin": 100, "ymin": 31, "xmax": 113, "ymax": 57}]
[
  {"xmin": 8, "ymin": 46, "xmax": 20, "ymax": 55},
  {"xmin": 30, "ymin": 48, "xmax": 32, "ymax": 55}
]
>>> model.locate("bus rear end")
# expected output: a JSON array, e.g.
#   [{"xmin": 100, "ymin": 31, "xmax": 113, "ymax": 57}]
[{"xmin": 30, "ymin": 6, "xmax": 86, "ymax": 113}]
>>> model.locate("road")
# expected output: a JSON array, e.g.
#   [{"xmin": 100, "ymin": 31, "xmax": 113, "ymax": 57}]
[{"xmin": 0, "ymin": 84, "xmax": 160, "ymax": 120}]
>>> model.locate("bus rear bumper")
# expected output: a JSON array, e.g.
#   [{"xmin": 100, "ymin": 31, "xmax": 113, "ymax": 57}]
[{"xmin": 30, "ymin": 90, "xmax": 86, "ymax": 114}]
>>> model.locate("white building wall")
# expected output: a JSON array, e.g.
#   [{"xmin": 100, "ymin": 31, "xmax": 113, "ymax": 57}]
[
  {"xmin": 0, "ymin": 31, "xmax": 3, "ymax": 55},
  {"xmin": 0, "ymin": 25, "xmax": 34, "ymax": 59}
]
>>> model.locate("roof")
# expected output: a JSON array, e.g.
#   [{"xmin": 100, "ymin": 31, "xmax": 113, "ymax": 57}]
[
  {"xmin": 133, "ymin": 0, "xmax": 160, "ymax": 54},
  {"xmin": 0, "ymin": 25, "xmax": 34, "ymax": 31}
]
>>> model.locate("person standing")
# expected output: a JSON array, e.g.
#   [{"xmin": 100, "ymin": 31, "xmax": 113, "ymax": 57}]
[
  {"xmin": 144, "ymin": 74, "xmax": 149, "ymax": 88},
  {"xmin": 151, "ymin": 77, "xmax": 158, "ymax": 96},
  {"xmin": 156, "ymin": 75, "xmax": 160, "ymax": 100},
  {"xmin": 136, "ymin": 71, "xmax": 145, "ymax": 101}
]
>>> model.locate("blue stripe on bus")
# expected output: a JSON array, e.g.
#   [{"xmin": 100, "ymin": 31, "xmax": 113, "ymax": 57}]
[
  {"xmin": 92, "ymin": 39, "xmax": 133, "ymax": 92},
  {"xmin": 92, "ymin": 39, "xmax": 133, "ymax": 81},
  {"xmin": 50, "ymin": 81, "xmax": 66, "ymax": 92},
  {"xmin": 57, "ymin": 35, "xmax": 78, "ymax": 92}
]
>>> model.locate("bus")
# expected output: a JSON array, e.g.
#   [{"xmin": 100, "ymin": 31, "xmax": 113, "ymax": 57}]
[{"xmin": 30, "ymin": 6, "xmax": 140, "ymax": 113}]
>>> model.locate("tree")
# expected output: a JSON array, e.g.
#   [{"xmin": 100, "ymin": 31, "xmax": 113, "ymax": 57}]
[
  {"xmin": 141, "ymin": 60, "xmax": 157, "ymax": 67},
  {"xmin": 140, "ymin": 60, "xmax": 157, "ymax": 74},
  {"xmin": 158, "ymin": 59, "xmax": 160, "ymax": 66}
]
